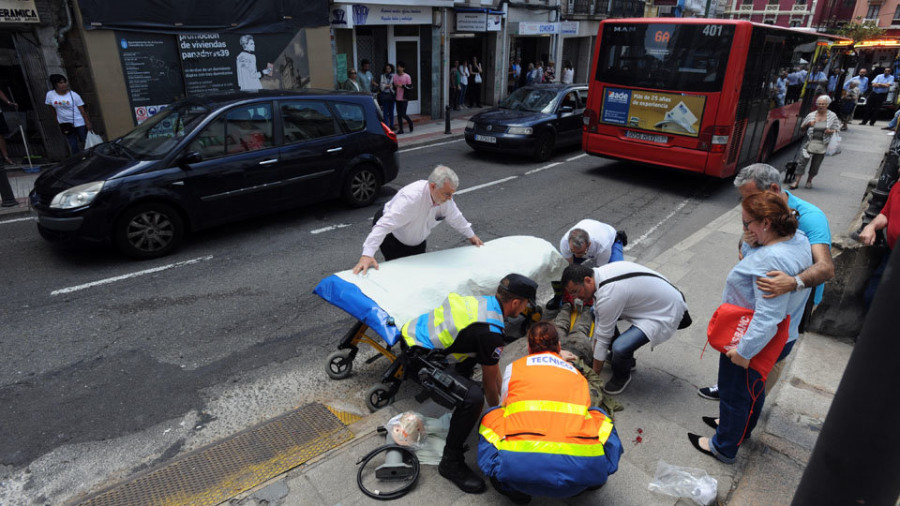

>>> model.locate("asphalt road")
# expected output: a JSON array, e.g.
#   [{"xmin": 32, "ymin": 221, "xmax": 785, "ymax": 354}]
[{"xmin": 0, "ymin": 139, "xmax": 741, "ymax": 503}]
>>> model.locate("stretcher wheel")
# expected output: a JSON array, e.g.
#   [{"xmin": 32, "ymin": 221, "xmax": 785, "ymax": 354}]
[
  {"xmin": 325, "ymin": 349, "xmax": 354, "ymax": 379},
  {"xmin": 365, "ymin": 383, "xmax": 394, "ymax": 412}
]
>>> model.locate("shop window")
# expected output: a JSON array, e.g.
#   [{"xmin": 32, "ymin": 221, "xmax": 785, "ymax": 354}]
[{"xmin": 281, "ymin": 100, "xmax": 338, "ymax": 142}]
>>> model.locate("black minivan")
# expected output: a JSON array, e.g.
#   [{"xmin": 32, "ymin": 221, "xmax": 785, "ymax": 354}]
[{"xmin": 31, "ymin": 90, "xmax": 399, "ymax": 259}]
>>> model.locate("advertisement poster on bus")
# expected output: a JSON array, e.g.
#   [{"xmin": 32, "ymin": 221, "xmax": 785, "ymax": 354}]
[{"xmin": 601, "ymin": 87, "xmax": 706, "ymax": 137}]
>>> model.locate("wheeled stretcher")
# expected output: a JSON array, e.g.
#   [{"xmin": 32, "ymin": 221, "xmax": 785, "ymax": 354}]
[{"xmin": 313, "ymin": 236, "xmax": 567, "ymax": 411}]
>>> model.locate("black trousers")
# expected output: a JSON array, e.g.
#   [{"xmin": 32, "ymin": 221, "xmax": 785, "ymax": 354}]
[
  {"xmin": 372, "ymin": 205, "xmax": 425, "ymax": 261},
  {"xmin": 0, "ymin": 166, "xmax": 15, "ymax": 204},
  {"xmin": 863, "ymin": 93, "xmax": 888, "ymax": 124}
]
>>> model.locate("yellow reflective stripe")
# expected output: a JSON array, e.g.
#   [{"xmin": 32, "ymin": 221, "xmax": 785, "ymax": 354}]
[
  {"xmin": 492, "ymin": 438, "xmax": 606, "ymax": 457},
  {"xmin": 504, "ymin": 400, "xmax": 591, "ymax": 418},
  {"xmin": 597, "ymin": 415, "xmax": 613, "ymax": 445},
  {"xmin": 479, "ymin": 424, "xmax": 501, "ymax": 445}
]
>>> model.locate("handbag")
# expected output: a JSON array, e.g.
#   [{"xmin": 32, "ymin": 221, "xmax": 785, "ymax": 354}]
[
  {"xmin": 706, "ymin": 303, "xmax": 790, "ymax": 380},
  {"xmin": 474, "ymin": 73, "xmax": 482, "ymax": 84},
  {"xmin": 825, "ymin": 133, "xmax": 842, "ymax": 156},
  {"xmin": 59, "ymin": 122, "xmax": 74, "ymax": 135},
  {"xmin": 806, "ymin": 138, "xmax": 827, "ymax": 155}
]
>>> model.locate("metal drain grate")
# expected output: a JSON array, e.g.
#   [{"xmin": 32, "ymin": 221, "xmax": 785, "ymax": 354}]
[
  {"xmin": 75, "ymin": 402, "xmax": 353, "ymax": 506},
  {"xmin": 326, "ymin": 405, "xmax": 364, "ymax": 426}
]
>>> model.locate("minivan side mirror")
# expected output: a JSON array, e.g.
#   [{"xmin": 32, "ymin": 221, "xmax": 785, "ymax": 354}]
[
  {"xmin": 559, "ymin": 105, "xmax": 575, "ymax": 114},
  {"xmin": 180, "ymin": 151, "xmax": 203, "ymax": 166}
]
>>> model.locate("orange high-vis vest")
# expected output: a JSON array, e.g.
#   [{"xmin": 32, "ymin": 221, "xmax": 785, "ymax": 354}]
[{"xmin": 478, "ymin": 352, "xmax": 620, "ymax": 497}]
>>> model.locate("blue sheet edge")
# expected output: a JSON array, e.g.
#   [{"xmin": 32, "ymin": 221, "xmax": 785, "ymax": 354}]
[{"xmin": 313, "ymin": 275, "xmax": 402, "ymax": 346}]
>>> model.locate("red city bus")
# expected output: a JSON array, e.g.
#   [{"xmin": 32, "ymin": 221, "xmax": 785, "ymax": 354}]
[{"xmin": 582, "ymin": 19, "xmax": 844, "ymax": 178}]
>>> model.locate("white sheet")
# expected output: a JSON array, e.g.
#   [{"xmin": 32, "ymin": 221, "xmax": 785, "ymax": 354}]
[{"xmin": 335, "ymin": 236, "xmax": 566, "ymax": 326}]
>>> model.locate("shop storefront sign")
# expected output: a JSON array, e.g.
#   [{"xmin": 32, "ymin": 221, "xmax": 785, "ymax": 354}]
[
  {"xmin": 331, "ymin": 4, "xmax": 431, "ymax": 28},
  {"xmin": 560, "ymin": 22, "xmax": 579, "ymax": 35},
  {"xmin": 457, "ymin": 12, "xmax": 486, "ymax": 32},
  {"xmin": 517, "ymin": 22, "xmax": 558, "ymax": 35},
  {"xmin": 487, "ymin": 14, "xmax": 502, "ymax": 31},
  {"xmin": 0, "ymin": 0, "xmax": 39, "ymax": 23}
]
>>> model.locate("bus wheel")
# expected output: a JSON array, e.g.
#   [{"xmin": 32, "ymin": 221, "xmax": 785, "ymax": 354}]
[
  {"xmin": 759, "ymin": 131, "xmax": 777, "ymax": 163},
  {"xmin": 533, "ymin": 133, "xmax": 555, "ymax": 162}
]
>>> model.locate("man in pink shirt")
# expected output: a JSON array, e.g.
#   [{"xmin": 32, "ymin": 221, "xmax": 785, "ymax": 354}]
[{"xmin": 352, "ymin": 165, "xmax": 484, "ymax": 274}]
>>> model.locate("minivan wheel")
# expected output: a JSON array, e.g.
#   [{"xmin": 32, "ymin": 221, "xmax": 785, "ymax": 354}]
[
  {"xmin": 342, "ymin": 165, "xmax": 381, "ymax": 208},
  {"xmin": 114, "ymin": 203, "xmax": 184, "ymax": 259}
]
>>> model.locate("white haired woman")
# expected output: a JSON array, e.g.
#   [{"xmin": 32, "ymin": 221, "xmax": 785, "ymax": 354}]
[{"xmin": 791, "ymin": 95, "xmax": 841, "ymax": 190}]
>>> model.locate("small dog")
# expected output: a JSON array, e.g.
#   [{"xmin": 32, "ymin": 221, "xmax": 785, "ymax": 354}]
[{"xmin": 783, "ymin": 161, "xmax": 797, "ymax": 184}]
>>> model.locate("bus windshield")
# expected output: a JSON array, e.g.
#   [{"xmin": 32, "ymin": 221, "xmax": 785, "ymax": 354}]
[{"xmin": 596, "ymin": 23, "xmax": 735, "ymax": 93}]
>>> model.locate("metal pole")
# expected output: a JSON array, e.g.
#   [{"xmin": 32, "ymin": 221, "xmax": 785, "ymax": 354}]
[
  {"xmin": 445, "ymin": 105, "xmax": 451, "ymax": 134},
  {"xmin": 791, "ymin": 246, "xmax": 900, "ymax": 505}
]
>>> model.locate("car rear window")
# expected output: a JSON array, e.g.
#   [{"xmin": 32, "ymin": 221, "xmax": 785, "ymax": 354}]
[
  {"xmin": 281, "ymin": 100, "xmax": 338, "ymax": 142},
  {"xmin": 332, "ymin": 102, "xmax": 366, "ymax": 132}
]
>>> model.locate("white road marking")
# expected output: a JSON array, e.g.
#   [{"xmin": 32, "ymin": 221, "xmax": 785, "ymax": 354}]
[
  {"xmin": 399, "ymin": 138, "xmax": 465, "ymax": 153},
  {"xmin": 525, "ymin": 162, "xmax": 561, "ymax": 175},
  {"xmin": 0, "ymin": 217, "xmax": 32, "ymax": 225},
  {"xmin": 455, "ymin": 176, "xmax": 518, "ymax": 195},
  {"xmin": 624, "ymin": 198, "xmax": 692, "ymax": 251},
  {"xmin": 566, "ymin": 153, "xmax": 588, "ymax": 162},
  {"xmin": 310, "ymin": 223, "xmax": 352, "ymax": 234},
  {"xmin": 51, "ymin": 255, "xmax": 214, "ymax": 296}
]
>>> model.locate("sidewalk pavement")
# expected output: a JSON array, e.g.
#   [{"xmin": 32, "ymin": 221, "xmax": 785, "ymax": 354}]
[
  {"xmin": 0, "ymin": 108, "xmax": 484, "ymax": 218},
  {"xmin": 223, "ymin": 125, "xmax": 885, "ymax": 505}
]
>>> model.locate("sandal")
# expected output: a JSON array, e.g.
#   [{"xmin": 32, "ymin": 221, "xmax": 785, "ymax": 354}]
[
  {"xmin": 805, "ymin": 181, "xmax": 812, "ymax": 189},
  {"xmin": 789, "ymin": 181, "xmax": 800, "ymax": 190}
]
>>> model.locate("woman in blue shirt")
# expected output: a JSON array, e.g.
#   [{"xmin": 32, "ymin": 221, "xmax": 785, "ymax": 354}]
[{"xmin": 689, "ymin": 191, "xmax": 812, "ymax": 464}]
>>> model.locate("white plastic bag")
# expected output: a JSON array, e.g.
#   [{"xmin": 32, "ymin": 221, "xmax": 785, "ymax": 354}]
[
  {"xmin": 825, "ymin": 133, "xmax": 842, "ymax": 156},
  {"xmin": 647, "ymin": 460, "xmax": 717, "ymax": 506},
  {"xmin": 85, "ymin": 130, "xmax": 104, "ymax": 149}
]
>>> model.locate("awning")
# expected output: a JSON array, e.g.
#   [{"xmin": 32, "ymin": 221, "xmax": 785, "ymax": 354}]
[{"xmin": 78, "ymin": 0, "xmax": 330, "ymax": 33}]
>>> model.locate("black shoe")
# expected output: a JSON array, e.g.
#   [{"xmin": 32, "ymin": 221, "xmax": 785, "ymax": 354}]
[
  {"xmin": 545, "ymin": 295, "xmax": 561, "ymax": 310},
  {"xmin": 1, "ymin": 200, "xmax": 19, "ymax": 208},
  {"xmin": 397, "ymin": 130, "xmax": 404, "ymax": 134},
  {"xmin": 697, "ymin": 384, "xmax": 720, "ymax": 400},
  {"xmin": 489, "ymin": 476, "xmax": 531, "ymax": 504},
  {"xmin": 883, "ymin": 126, "xmax": 894, "ymax": 131},
  {"xmin": 702, "ymin": 416, "xmax": 719, "ymax": 430},
  {"xmin": 688, "ymin": 433, "xmax": 716, "ymax": 458},
  {"xmin": 408, "ymin": 121, "xmax": 414, "ymax": 132},
  {"xmin": 439, "ymin": 456, "xmax": 486, "ymax": 494},
  {"xmin": 603, "ymin": 372, "xmax": 632, "ymax": 395}
]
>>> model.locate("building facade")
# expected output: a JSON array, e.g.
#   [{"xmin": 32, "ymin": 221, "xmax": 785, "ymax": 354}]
[{"xmin": 724, "ymin": 0, "xmax": 855, "ymax": 30}]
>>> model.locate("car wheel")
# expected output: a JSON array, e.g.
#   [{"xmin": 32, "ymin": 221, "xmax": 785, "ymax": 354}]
[
  {"xmin": 342, "ymin": 165, "xmax": 381, "ymax": 208},
  {"xmin": 114, "ymin": 202, "xmax": 184, "ymax": 259},
  {"xmin": 533, "ymin": 133, "xmax": 555, "ymax": 162}
]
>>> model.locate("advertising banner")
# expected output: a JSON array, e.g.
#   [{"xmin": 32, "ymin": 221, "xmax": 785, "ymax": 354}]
[
  {"xmin": 116, "ymin": 32, "xmax": 185, "ymax": 124},
  {"xmin": 331, "ymin": 4, "xmax": 431, "ymax": 27},
  {"xmin": 457, "ymin": 12, "xmax": 486, "ymax": 32},
  {"xmin": 117, "ymin": 30, "xmax": 311, "ymax": 124},
  {"xmin": 600, "ymin": 87, "xmax": 706, "ymax": 137}
]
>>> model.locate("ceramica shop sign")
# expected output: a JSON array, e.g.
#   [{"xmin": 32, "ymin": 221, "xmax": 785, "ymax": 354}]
[{"xmin": 0, "ymin": 0, "xmax": 39, "ymax": 23}]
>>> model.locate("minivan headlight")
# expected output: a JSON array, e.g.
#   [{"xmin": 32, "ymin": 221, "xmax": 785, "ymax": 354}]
[
  {"xmin": 50, "ymin": 181, "xmax": 105, "ymax": 209},
  {"xmin": 507, "ymin": 126, "xmax": 533, "ymax": 135}
]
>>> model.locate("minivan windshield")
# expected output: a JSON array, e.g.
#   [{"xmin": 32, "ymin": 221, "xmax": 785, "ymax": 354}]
[
  {"xmin": 499, "ymin": 87, "xmax": 559, "ymax": 113},
  {"xmin": 596, "ymin": 23, "xmax": 735, "ymax": 93},
  {"xmin": 111, "ymin": 103, "xmax": 211, "ymax": 159}
]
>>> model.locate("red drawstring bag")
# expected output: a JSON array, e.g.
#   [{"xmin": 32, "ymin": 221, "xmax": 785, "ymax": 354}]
[{"xmin": 706, "ymin": 303, "xmax": 790, "ymax": 381}]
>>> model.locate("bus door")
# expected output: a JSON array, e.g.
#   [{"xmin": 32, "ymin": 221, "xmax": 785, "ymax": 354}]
[{"xmin": 736, "ymin": 33, "xmax": 784, "ymax": 167}]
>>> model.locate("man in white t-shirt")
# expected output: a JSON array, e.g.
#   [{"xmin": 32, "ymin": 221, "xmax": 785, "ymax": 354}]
[
  {"xmin": 352, "ymin": 165, "xmax": 484, "ymax": 275},
  {"xmin": 546, "ymin": 219, "xmax": 626, "ymax": 310},
  {"xmin": 562, "ymin": 262, "xmax": 687, "ymax": 394}
]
